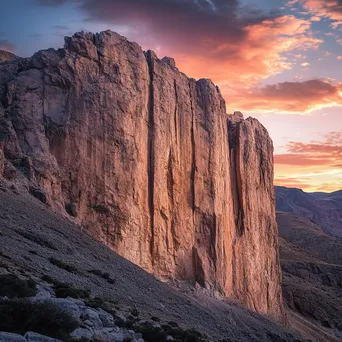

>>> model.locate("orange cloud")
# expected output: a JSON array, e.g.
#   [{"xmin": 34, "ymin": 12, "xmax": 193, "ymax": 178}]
[
  {"xmin": 274, "ymin": 178, "xmax": 314, "ymax": 190},
  {"xmin": 302, "ymin": 0, "xmax": 342, "ymax": 26},
  {"xmin": 223, "ymin": 79, "xmax": 342, "ymax": 113},
  {"xmin": 274, "ymin": 132, "xmax": 342, "ymax": 192},
  {"xmin": 54, "ymin": 0, "xmax": 323, "ymax": 88},
  {"xmin": 174, "ymin": 15, "xmax": 321, "ymax": 85},
  {"xmin": 275, "ymin": 153, "xmax": 337, "ymax": 166}
]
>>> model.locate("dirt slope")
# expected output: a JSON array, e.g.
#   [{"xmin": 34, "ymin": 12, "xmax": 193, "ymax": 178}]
[{"xmin": 0, "ymin": 183, "xmax": 301, "ymax": 342}]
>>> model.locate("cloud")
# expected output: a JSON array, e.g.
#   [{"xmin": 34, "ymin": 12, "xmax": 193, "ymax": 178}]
[
  {"xmin": 274, "ymin": 177, "xmax": 314, "ymax": 189},
  {"xmin": 35, "ymin": 0, "xmax": 329, "ymax": 113},
  {"xmin": 274, "ymin": 132, "xmax": 342, "ymax": 192},
  {"xmin": 301, "ymin": 0, "xmax": 342, "ymax": 25},
  {"xmin": 35, "ymin": 0, "xmax": 321, "ymax": 87},
  {"xmin": 0, "ymin": 39, "xmax": 16, "ymax": 52},
  {"xmin": 224, "ymin": 79, "xmax": 342, "ymax": 113},
  {"xmin": 275, "ymin": 131, "xmax": 342, "ymax": 167}
]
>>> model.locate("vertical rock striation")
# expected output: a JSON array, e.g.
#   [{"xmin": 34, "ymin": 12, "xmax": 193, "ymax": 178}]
[{"xmin": 0, "ymin": 30, "xmax": 283, "ymax": 321}]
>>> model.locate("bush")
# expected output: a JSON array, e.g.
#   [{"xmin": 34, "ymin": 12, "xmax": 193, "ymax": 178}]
[
  {"xmin": 16, "ymin": 230, "xmax": 57, "ymax": 250},
  {"xmin": 53, "ymin": 281, "xmax": 90, "ymax": 299},
  {"xmin": 161, "ymin": 324, "xmax": 204, "ymax": 342},
  {"xmin": 131, "ymin": 308, "xmax": 139, "ymax": 317},
  {"xmin": 0, "ymin": 274, "xmax": 37, "ymax": 298},
  {"xmin": 85, "ymin": 297, "xmax": 106, "ymax": 309},
  {"xmin": 88, "ymin": 269, "xmax": 115, "ymax": 284},
  {"xmin": 0, "ymin": 298, "xmax": 80, "ymax": 339},
  {"xmin": 41, "ymin": 274, "xmax": 54, "ymax": 283},
  {"xmin": 48, "ymin": 257, "xmax": 77, "ymax": 273},
  {"xmin": 134, "ymin": 325, "xmax": 168, "ymax": 342}
]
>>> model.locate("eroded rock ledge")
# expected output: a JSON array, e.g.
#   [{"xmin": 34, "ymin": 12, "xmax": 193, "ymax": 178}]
[{"xmin": 0, "ymin": 30, "xmax": 283, "ymax": 321}]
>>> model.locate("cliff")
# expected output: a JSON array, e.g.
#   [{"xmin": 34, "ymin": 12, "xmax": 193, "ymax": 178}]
[{"xmin": 0, "ymin": 30, "xmax": 283, "ymax": 320}]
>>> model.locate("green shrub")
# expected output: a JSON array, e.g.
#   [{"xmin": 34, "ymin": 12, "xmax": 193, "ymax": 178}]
[
  {"xmin": 16, "ymin": 230, "xmax": 57, "ymax": 250},
  {"xmin": 131, "ymin": 308, "xmax": 139, "ymax": 317},
  {"xmin": 134, "ymin": 325, "xmax": 168, "ymax": 342},
  {"xmin": 0, "ymin": 298, "xmax": 80, "ymax": 339},
  {"xmin": 53, "ymin": 281, "xmax": 90, "ymax": 299},
  {"xmin": 41, "ymin": 274, "xmax": 54, "ymax": 283},
  {"xmin": 0, "ymin": 274, "xmax": 37, "ymax": 298},
  {"xmin": 87, "ymin": 269, "xmax": 115, "ymax": 284},
  {"xmin": 48, "ymin": 257, "xmax": 77, "ymax": 273},
  {"xmin": 85, "ymin": 297, "xmax": 106, "ymax": 309}
]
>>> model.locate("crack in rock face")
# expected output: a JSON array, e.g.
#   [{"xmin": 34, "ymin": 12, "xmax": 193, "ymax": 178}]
[{"xmin": 0, "ymin": 30, "xmax": 284, "ymax": 322}]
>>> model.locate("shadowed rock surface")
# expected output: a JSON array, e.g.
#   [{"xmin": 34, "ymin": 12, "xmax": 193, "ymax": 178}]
[
  {"xmin": 0, "ymin": 185, "xmax": 303, "ymax": 342},
  {"xmin": 275, "ymin": 186, "xmax": 342, "ymax": 237},
  {"xmin": 0, "ymin": 30, "xmax": 283, "ymax": 319},
  {"xmin": 0, "ymin": 50, "xmax": 19, "ymax": 63},
  {"xmin": 277, "ymin": 211, "xmax": 342, "ymax": 342}
]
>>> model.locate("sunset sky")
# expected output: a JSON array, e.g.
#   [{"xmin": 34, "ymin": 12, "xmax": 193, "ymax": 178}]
[{"xmin": 0, "ymin": 0, "xmax": 341, "ymax": 192}]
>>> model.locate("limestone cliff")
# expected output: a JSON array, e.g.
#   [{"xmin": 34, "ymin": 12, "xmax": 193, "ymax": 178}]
[{"xmin": 0, "ymin": 30, "xmax": 283, "ymax": 321}]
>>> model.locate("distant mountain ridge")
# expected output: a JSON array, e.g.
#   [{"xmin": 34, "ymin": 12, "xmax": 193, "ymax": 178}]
[
  {"xmin": 275, "ymin": 186, "xmax": 342, "ymax": 237},
  {"xmin": 0, "ymin": 50, "xmax": 19, "ymax": 63}
]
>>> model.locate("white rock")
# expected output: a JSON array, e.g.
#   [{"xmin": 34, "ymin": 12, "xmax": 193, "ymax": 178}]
[
  {"xmin": 115, "ymin": 312, "xmax": 127, "ymax": 323},
  {"xmin": 81, "ymin": 308, "xmax": 103, "ymax": 330},
  {"xmin": 31, "ymin": 298, "xmax": 81, "ymax": 320},
  {"xmin": 67, "ymin": 297, "xmax": 86, "ymax": 307},
  {"xmin": 34, "ymin": 284, "xmax": 54, "ymax": 299},
  {"xmin": 70, "ymin": 328, "xmax": 94, "ymax": 340},
  {"xmin": 97, "ymin": 308, "xmax": 115, "ymax": 327},
  {"xmin": 0, "ymin": 332, "xmax": 26, "ymax": 341},
  {"xmin": 24, "ymin": 331, "xmax": 62, "ymax": 341}
]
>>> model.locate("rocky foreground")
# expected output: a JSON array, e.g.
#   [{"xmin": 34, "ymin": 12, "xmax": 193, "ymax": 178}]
[
  {"xmin": 0, "ymin": 185, "xmax": 304, "ymax": 342},
  {"xmin": 0, "ymin": 30, "xmax": 282, "ymax": 319}
]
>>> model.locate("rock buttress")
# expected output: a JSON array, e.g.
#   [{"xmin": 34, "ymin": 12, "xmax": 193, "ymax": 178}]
[{"xmin": 0, "ymin": 30, "xmax": 284, "ymax": 321}]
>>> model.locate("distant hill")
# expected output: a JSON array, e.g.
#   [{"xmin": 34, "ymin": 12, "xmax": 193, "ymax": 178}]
[
  {"xmin": 275, "ymin": 186, "xmax": 342, "ymax": 237},
  {"xmin": 277, "ymin": 211, "xmax": 342, "ymax": 342},
  {"xmin": 0, "ymin": 50, "xmax": 19, "ymax": 63}
]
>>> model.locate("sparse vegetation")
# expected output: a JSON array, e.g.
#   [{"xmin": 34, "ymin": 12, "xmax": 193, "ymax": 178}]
[
  {"xmin": 0, "ymin": 298, "xmax": 80, "ymax": 339},
  {"xmin": 134, "ymin": 325, "xmax": 168, "ymax": 342},
  {"xmin": 41, "ymin": 275, "xmax": 90, "ymax": 299},
  {"xmin": 16, "ymin": 230, "xmax": 57, "ymax": 250},
  {"xmin": 85, "ymin": 296, "xmax": 106, "ymax": 309},
  {"xmin": 88, "ymin": 269, "xmax": 115, "ymax": 284},
  {"xmin": 29, "ymin": 187, "xmax": 47, "ymax": 204},
  {"xmin": 161, "ymin": 324, "xmax": 205, "ymax": 342},
  {"xmin": 48, "ymin": 257, "xmax": 77, "ymax": 273},
  {"xmin": 41, "ymin": 274, "xmax": 55, "ymax": 283},
  {"xmin": 131, "ymin": 308, "xmax": 139, "ymax": 317},
  {"xmin": 0, "ymin": 274, "xmax": 37, "ymax": 298},
  {"xmin": 53, "ymin": 281, "xmax": 90, "ymax": 299}
]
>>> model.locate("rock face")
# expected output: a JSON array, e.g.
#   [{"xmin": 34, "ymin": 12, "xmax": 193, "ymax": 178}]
[
  {"xmin": 0, "ymin": 31, "xmax": 283, "ymax": 320},
  {"xmin": 0, "ymin": 50, "xmax": 19, "ymax": 63}
]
